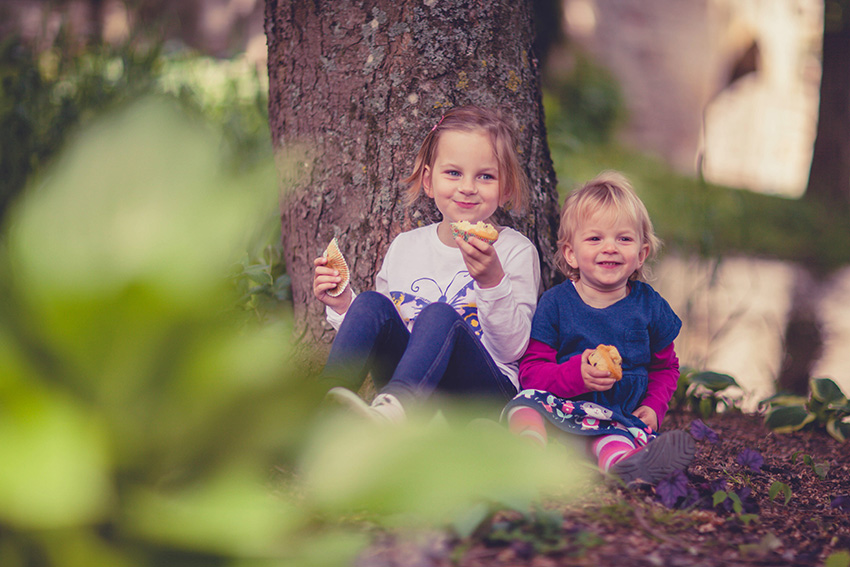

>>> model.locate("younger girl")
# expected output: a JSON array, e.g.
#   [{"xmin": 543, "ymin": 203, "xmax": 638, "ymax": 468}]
[
  {"xmin": 504, "ymin": 171, "xmax": 694, "ymax": 485},
  {"xmin": 314, "ymin": 106, "xmax": 541, "ymax": 423}
]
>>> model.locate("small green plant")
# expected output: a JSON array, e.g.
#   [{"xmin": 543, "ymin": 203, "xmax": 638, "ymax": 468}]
[
  {"xmin": 477, "ymin": 504, "xmax": 604, "ymax": 558},
  {"xmin": 791, "ymin": 451, "xmax": 830, "ymax": 480},
  {"xmin": 231, "ymin": 236, "xmax": 291, "ymax": 323},
  {"xmin": 762, "ymin": 377, "xmax": 850, "ymax": 441},
  {"xmin": 673, "ymin": 368, "xmax": 741, "ymax": 418},
  {"xmin": 712, "ymin": 490, "xmax": 759, "ymax": 526},
  {"xmin": 484, "ymin": 505, "xmax": 569, "ymax": 555},
  {"xmin": 768, "ymin": 481, "xmax": 792, "ymax": 505}
]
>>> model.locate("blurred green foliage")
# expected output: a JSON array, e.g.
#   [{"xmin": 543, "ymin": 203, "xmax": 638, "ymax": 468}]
[
  {"xmin": 0, "ymin": 32, "xmax": 271, "ymax": 220},
  {"xmin": 0, "ymin": 35, "xmax": 158, "ymax": 216},
  {"xmin": 543, "ymin": 53, "xmax": 625, "ymax": 152},
  {"xmin": 0, "ymin": 98, "xmax": 590, "ymax": 566}
]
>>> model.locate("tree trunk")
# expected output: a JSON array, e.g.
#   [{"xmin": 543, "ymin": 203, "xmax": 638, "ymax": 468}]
[
  {"xmin": 266, "ymin": 0, "xmax": 560, "ymax": 354},
  {"xmin": 776, "ymin": 267, "xmax": 823, "ymax": 396},
  {"xmin": 805, "ymin": 0, "xmax": 850, "ymax": 211}
]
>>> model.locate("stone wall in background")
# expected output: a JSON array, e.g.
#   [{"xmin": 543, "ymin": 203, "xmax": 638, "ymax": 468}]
[{"xmin": 562, "ymin": 0, "xmax": 822, "ymax": 196}]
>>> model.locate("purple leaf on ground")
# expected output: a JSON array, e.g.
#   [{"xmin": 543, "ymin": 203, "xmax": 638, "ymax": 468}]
[
  {"xmin": 690, "ymin": 419, "xmax": 720, "ymax": 444},
  {"xmin": 737, "ymin": 448, "xmax": 764, "ymax": 472},
  {"xmin": 656, "ymin": 470, "xmax": 690, "ymax": 508},
  {"xmin": 831, "ymin": 495, "xmax": 850, "ymax": 509}
]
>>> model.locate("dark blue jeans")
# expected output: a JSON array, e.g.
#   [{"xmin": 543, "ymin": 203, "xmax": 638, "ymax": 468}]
[{"xmin": 321, "ymin": 291, "xmax": 517, "ymax": 414}]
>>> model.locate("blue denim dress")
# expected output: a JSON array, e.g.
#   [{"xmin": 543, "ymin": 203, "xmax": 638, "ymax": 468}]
[{"xmin": 502, "ymin": 280, "xmax": 681, "ymax": 445}]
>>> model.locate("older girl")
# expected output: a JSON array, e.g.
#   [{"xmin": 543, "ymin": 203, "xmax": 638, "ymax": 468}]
[{"xmin": 314, "ymin": 106, "xmax": 540, "ymax": 423}]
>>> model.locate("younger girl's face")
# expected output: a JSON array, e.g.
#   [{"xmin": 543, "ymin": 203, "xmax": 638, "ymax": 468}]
[
  {"xmin": 564, "ymin": 210, "xmax": 649, "ymax": 296},
  {"xmin": 423, "ymin": 130, "xmax": 503, "ymax": 226}
]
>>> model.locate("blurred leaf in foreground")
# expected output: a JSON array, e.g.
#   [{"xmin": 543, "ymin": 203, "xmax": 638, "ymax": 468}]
[
  {"xmin": 0, "ymin": 97, "xmax": 333, "ymax": 565},
  {"xmin": 301, "ymin": 406, "xmax": 593, "ymax": 528}
]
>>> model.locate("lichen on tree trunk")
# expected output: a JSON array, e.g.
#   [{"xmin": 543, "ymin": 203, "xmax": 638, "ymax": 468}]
[{"xmin": 266, "ymin": 0, "xmax": 560, "ymax": 355}]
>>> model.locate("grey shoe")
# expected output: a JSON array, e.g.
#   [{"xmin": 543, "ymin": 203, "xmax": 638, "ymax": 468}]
[
  {"xmin": 326, "ymin": 387, "xmax": 406, "ymax": 424},
  {"xmin": 609, "ymin": 430, "xmax": 695, "ymax": 485}
]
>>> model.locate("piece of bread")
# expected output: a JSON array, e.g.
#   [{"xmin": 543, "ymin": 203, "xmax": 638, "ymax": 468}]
[
  {"xmin": 588, "ymin": 344, "xmax": 623, "ymax": 380},
  {"xmin": 323, "ymin": 237, "xmax": 350, "ymax": 297},
  {"xmin": 450, "ymin": 220, "xmax": 499, "ymax": 244}
]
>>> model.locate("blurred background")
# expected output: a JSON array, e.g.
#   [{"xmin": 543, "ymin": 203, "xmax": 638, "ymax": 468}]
[
  {"xmin": 2, "ymin": 0, "xmax": 848, "ymax": 404},
  {"xmin": 0, "ymin": 0, "xmax": 848, "ymax": 563}
]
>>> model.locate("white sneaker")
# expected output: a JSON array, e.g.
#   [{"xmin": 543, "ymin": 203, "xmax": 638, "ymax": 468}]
[
  {"xmin": 370, "ymin": 393, "xmax": 407, "ymax": 423},
  {"xmin": 326, "ymin": 387, "xmax": 406, "ymax": 424}
]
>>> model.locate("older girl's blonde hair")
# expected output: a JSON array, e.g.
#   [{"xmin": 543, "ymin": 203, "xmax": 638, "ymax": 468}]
[
  {"xmin": 404, "ymin": 105, "xmax": 529, "ymax": 212},
  {"xmin": 556, "ymin": 171, "xmax": 661, "ymax": 281}
]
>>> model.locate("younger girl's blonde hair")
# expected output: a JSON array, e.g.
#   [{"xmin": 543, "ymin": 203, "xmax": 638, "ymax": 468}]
[
  {"xmin": 556, "ymin": 171, "xmax": 661, "ymax": 281},
  {"xmin": 404, "ymin": 105, "xmax": 529, "ymax": 212}
]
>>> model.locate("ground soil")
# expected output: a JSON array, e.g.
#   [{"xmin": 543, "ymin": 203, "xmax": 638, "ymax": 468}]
[{"xmin": 358, "ymin": 411, "xmax": 850, "ymax": 567}]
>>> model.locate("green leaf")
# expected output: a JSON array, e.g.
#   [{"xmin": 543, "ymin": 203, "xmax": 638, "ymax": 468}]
[
  {"xmin": 827, "ymin": 416, "xmax": 850, "ymax": 443},
  {"xmin": 764, "ymin": 405, "xmax": 816, "ymax": 433},
  {"xmin": 813, "ymin": 462, "xmax": 830, "ymax": 480},
  {"xmin": 825, "ymin": 550, "xmax": 850, "ymax": 567},
  {"xmin": 810, "ymin": 377, "xmax": 846, "ymax": 405},
  {"xmin": 768, "ymin": 481, "xmax": 792, "ymax": 505},
  {"xmin": 126, "ymin": 466, "xmax": 304, "ymax": 556},
  {"xmin": 698, "ymin": 397, "xmax": 715, "ymax": 419},
  {"xmin": 712, "ymin": 491, "xmax": 728, "ymax": 507},
  {"xmin": 728, "ymin": 492, "xmax": 744, "ymax": 514},
  {"xmin": 301, "ymin": 412, "xmax": 592, "ymax": 527},
  {"xmin": 241, "ymin": 263, "xmax": 273, "ymax": 285},
  {"xmin": 759, "ymin": 392, "xmax": 807, "ymax": 409},
  {"xmin": 690, "ymin": 371, "xmax": 739, "ymax": 392},
  {"xmin": 0, "ymin": 386, "xmax": 110, "ymax": 528},
  {"xmin": 451, "ymin": 502, "xmax": 491, "ymax": 539},
  {"xmin": 828, "ymin": 402, "xmax": 850, "ymax": 415}
]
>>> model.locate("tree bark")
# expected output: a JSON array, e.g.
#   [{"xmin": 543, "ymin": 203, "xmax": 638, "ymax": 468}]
[
  {"xmin": 805, "ymin": 0, "xmax": 850, "ymax": 211},
  {"xmin": 266, "ymin": 0, "xmax": 560, "ymax": 353}
]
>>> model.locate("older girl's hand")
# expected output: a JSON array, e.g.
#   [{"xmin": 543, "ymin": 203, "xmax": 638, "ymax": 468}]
[
  {"xmin": 455, "ymin": 236, "xmax": 505, "ymax": 289},
  {"xmin": 313, "ymin": 256, "xmax": 352, "ymax": 314},
  {"xmin": 580, "ymin": 349, "xmax": 617, "ymax": 392}
]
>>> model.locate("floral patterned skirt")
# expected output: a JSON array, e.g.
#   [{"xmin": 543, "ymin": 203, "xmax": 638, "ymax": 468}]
[{"xmin": 502, "ymin": 389, "xmax": 656, "ymax": 447}]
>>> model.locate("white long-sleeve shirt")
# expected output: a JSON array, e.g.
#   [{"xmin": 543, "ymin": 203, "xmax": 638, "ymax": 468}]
[{"xmin": 327, "ymin": 223, "xmax": 541, "ymax": 389}]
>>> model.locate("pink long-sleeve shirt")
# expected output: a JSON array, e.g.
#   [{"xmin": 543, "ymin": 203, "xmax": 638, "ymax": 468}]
[{"xmin": 518, "ymin": 339, "xmax": 680, "ymax": 426}]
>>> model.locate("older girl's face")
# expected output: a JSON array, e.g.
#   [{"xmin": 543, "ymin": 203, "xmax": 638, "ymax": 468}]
[{"xmin": 422, "ymin": 130, "xmax": 503, "ymax": 227}]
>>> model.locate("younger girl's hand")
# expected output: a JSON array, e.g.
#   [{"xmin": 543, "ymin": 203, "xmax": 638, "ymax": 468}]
[
  {"xmin": 456, "ymin": 236, "xmax": 505, "ymax": 289},
  {"xmin": 313, "ymin": 256, "xmax": 352, "ymax": 314},
  {"xmin": 580, "ymin": 349, "xmax": 617, "ymax": 392},
  {"xmin": 632, "ymin": 405, "xmax": 658, "ymax": 431}
]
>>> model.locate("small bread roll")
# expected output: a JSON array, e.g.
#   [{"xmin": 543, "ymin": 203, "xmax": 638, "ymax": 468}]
[
  {"xmin": 588, "ymin": 344, "xmax": 623, "ymax": 380},
  {"xmin": 450, "ymin": 221, "xmax": 499, "ymax": 244},
  {"xmin": 323, "ymin": 237, "xmax": 350, "ymax": 297}
]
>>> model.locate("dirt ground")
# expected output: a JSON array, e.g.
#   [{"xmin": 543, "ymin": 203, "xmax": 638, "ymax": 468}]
[{"xmin": 357, "ymin": 411, "xmax": 850, "ymax": 567}]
